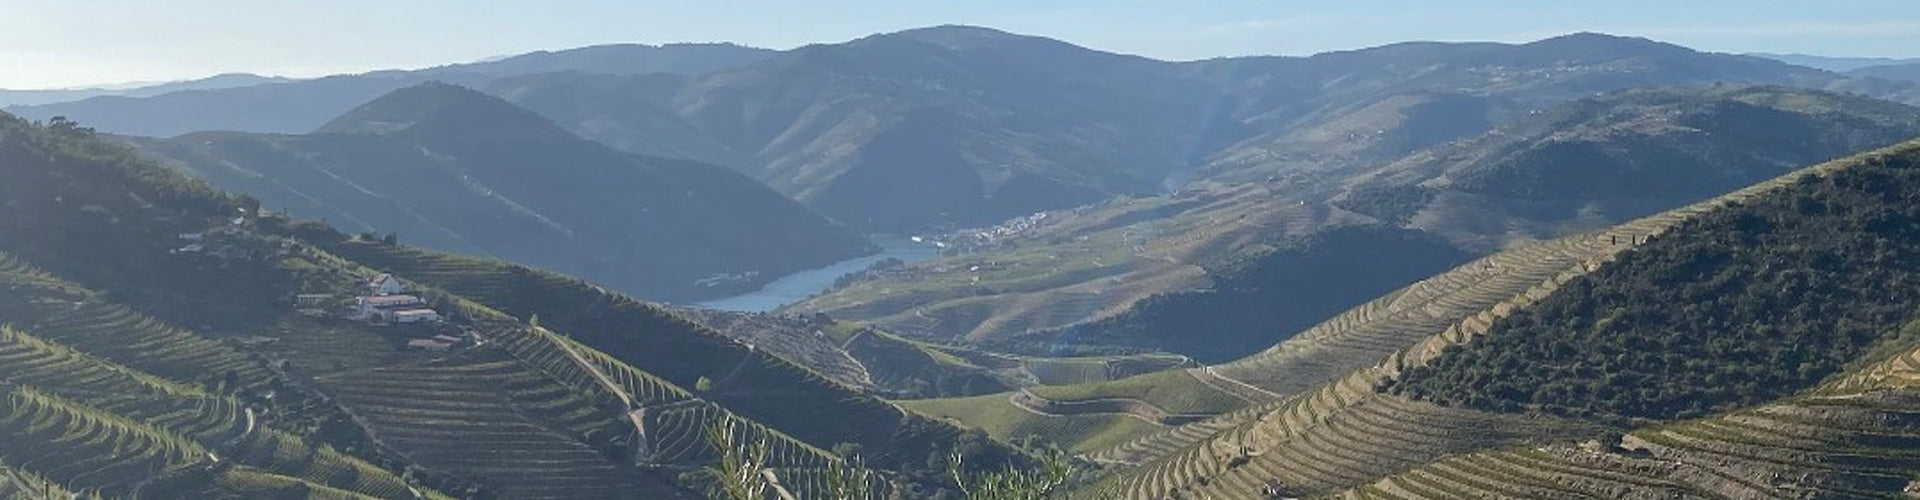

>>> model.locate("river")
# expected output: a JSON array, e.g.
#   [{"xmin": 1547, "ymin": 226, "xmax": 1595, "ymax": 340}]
[{"xmin": 695, "ymin": 236, "xmax": 943, "ymax": 312}]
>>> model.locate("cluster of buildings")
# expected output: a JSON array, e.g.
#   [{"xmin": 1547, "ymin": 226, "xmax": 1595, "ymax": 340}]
[{"xmin": 352, "ymin": 274, "xmax": 442, "ymax": 324}]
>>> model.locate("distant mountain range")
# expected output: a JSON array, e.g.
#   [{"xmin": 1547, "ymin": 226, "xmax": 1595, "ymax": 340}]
[
  {"xmin": 0, "ymin": 72, "xmax": 292, "ymax": 107},
  {"xmin": 1749, "ymin": 52, "xmax": 1920, "ymax": 72},
  {"xmin": 3, "ymin": 42, "xmax": 773, "ymax": 137},
  {"xmin": 131, "ymin": 82, "xmax": 869, "ymax": 302},
  {"xmin": 15, "ymin": 27, "xmax": 1918, "ymax": 233},
  {"xmin": 795, "ymin": 85, "xmax": 1920, "ymax": 360},
  {"xmin": 1851, "ymin": 62, "xmax": 1920, "ymax": 83}
]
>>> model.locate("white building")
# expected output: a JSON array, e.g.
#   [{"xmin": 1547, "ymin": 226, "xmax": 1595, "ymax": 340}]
[
  {"xmin": 368, "ymin": 274, "xmax": 404, "ymax": 296},
  {"xmin": 356, "ymin": 294, "xmax": 426, "ymax": 322},
  {"xmin": 392, "ymin": 308, "xmax": 441, "ymax": 324}
]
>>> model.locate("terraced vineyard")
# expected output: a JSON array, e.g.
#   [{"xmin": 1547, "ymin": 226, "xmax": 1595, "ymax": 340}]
[
  {"xmin": 1332, "ymin": 339, "xmax": 1920, "ymax": 499},
  {"xmin": 312, "ymin": 349, "xmax": 677, "ymax": 499},
  {"xmin": 900, "ymin": 395, "xmax": 1164, "ymax": 454},
  {"xmin": 0, "ymin": 384, "xmax": 202, "ymax": 497},
  {"xmin": 492, "ymin": 325, "xmax": 840, "ymax": 467},
  {"xmin": 324, "ymin": 240, "xmax": 992, "ymax": 472},
  {"xmin": 0, "ymin": 463, "xmax": 86, "ymax": 500},
  {"xmin": 1075, "ymin": 140, "xmax": 1886, "ymax": 499},
  {"xmin": 0, "ymin": 271, "xmax": 268, "ymax": 390},
  {"xmin": 0, "ymin": 256, "xmax": 430, "ymax": 499}
]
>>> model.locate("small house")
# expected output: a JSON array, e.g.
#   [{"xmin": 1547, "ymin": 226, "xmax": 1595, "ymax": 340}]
[{"xmin": 368, "ymin": 274, "xmax": 404, "ymax": 296}]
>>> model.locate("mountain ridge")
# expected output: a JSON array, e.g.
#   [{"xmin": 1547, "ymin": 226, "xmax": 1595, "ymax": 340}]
[{"xmin": 134, "ymin": 82, "xmax": 874, "ymax": 302}]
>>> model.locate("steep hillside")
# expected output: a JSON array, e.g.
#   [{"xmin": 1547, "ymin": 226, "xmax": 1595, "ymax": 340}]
[
  {"xmin": 1065, "ymin": 225, "xmax": 1470, "ymax": 362},
  {"xmin": 1339, "ymin": 85, "xmax": 1920, "ymax": 250},
  {"xmin": 1084, "ymin": 140, "xmax": 1920, "ymax": 499},
  {"xmin": 0, "ymin": 112, "xmax": 1021, "ymax": 498},
  {"xmin": 134, "ymin": 82, "xmax": 871, "ymax": 302},
  {"xmin": 310, "ymin": 237, "xmax": 1020, "ymax": 486},
  {"xmin": 793, "ymin": 85, "xmax": 1920, "ymax": 359}
]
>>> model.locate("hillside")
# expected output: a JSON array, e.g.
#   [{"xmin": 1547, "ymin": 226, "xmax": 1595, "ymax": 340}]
[
  {"xmin": 1853, "ymin": 62, "xmax": 1920, "ymax": 83},
  {"xmin": 791, "ymin": 85, "xmax": 1920, "ymax": 359},
  {"xmin": 1338, "ymin": 85, "xmax": 1920, "ymax": 251},
  {"xmin": 0, "ymin": 112, "xmax": 1027, "ymax": 498},
  {"xmin": 1075, "ymin": 139, "xmax": 1920, "ymax": 499},
  {"xmin": 133, "ymin": 82, "xmax": 872, "ymax": 302}
]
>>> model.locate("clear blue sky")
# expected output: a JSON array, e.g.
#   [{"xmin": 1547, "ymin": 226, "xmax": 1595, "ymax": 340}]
[{"xmin": 4, "ymin": 0, "xmax": 1917, "ymax": 89}]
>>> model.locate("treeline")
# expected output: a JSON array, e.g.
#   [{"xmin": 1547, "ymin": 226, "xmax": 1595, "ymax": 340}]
[{"xmin": 1389, "ymin": 145, "xmax": 1920, "ymax": 421}]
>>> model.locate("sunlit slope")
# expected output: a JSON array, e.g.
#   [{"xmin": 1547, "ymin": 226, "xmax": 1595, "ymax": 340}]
[
  {"xmin": 1091, "ymin": 140, "xmax": 1920, "ymax": 499},
  {"xmin": 1333, "ymin": 325, "xmax": 1920, "ymax": 499}
]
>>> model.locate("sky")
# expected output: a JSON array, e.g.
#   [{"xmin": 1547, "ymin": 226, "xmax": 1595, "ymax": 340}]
[{"xmin": 3, "ymin": 0, "xmax": 1918, "ymax": 89}]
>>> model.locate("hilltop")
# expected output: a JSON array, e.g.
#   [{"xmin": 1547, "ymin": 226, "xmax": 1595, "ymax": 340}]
[{"xmin": 132, "ymin": 82, "xmax": 872, "ymax": 302}]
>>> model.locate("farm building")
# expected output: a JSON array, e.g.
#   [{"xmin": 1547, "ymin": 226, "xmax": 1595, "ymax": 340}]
[
  {"xmin": 368, "ymin": 273, "xmax": 404, "ymax": 295},
  {"xmin": 392, "ymin": 309, "xmax": 441, "ymax": 324},
  {"xmin": 355, "ymin": 294, "xmax": 439, "ymax": 323}
]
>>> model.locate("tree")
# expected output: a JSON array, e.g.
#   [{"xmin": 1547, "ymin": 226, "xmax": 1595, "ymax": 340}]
[{"xmin": 705, "ymin": 424, "xmax": 771, "ymax": 500}]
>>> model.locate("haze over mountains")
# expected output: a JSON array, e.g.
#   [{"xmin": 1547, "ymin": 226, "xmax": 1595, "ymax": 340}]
[
  {"xmin": 131, "ymin": 82, "xmax": 869, "ymax": 302},
  {"xmin": 16, "ymin": 27, "xmax": 1920, "ymax": 234},
  {"xmin": 0, "ymin": 73, "xmax": 292, "ymax": 107},
  {"xmin": 5, "ymin": 22, "xmax": 1920, "ymax": 499}
]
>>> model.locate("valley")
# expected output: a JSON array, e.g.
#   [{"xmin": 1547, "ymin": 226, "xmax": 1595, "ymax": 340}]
[{"xmin": 3, "ymin": 13, "xmax": 1920, "ymax": 499}]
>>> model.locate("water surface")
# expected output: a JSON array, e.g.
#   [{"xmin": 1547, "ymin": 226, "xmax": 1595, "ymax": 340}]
[{"xmin": 696, "ymin": 236, "xmax": 941, "ymax": 312}]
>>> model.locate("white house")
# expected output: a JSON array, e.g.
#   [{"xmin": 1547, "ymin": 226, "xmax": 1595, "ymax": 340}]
[
  {"xmin": 368, "ymin": 274, "xmax": 404, "ymax": 296},
  {"xmin": 356, "ymin": 294, "xmax": 426, "ymax": 321}
]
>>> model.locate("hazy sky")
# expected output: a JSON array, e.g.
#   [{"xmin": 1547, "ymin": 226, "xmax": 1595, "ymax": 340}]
[{"xmin": 4, "ymin": 0, "xmax": 1918, "ymax": 89}]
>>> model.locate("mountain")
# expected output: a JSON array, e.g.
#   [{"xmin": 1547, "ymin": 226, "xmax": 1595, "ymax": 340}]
[
  {"xmin": 19, "ymin": 28, "xmax": 1919, "ymax": 233},
  {"xmin": 1082, "ymin": 138, "xmax": 1920, "ymax": 500},
  {"xmin": 0, "ymin": 72, "xmax": 290, "ymax": 107},
  {"xmin": 0, "ymin": 111, "xmax": 1021, "ymax": 498},
  {"xmin": 890, "ymin": 138, "xmax": 1920, "ymax": 499},
  {"xmin": 1852, "ymin": 61, "xmax": 1920, "ymax": 83},
  {"xmin": 452, "ymin": 42, "xmax": 776, "ymax": 79},
  {"xmin": 1339, "ymin": 85, "xmax": 1920, "ymax": 250},
  {"xmin": 1196, "ymin": 33, "xmax": 1920, "ymax": 181},
  {"xmin": 503, "ymin": 25, "xmax": 1225, "ymax": 231},
  {"xmin": 1749, "ymin": 52, "xmax": 1920, "ymax": 72},
  {"xmin": 5, "ymin": 43, "xmax": 774, "ymax": 136},
  {"xmin": 132, "ymin": 82, "xmax": 872, "ymax": 302},
  {"xmin": 508, "ymin": 30, "xmax": 1920, "ymax": 232},
  {"xmin": 789, "ymin": 85, "xmax": 1920, "ymax": 358}
]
